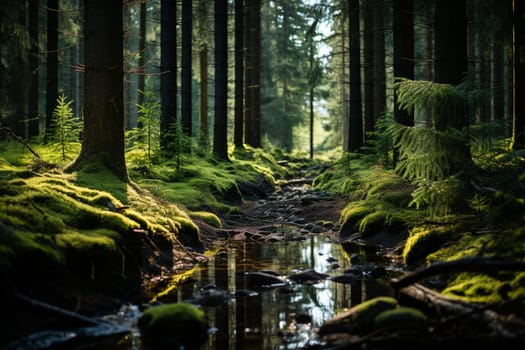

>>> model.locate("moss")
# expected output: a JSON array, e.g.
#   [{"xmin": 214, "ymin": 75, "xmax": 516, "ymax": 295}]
[
  {"xmin": 374, "ymin": 307, "xmax": 427, "ymax": 328},
  {"xmin": 442, "ymin": 273, "xmax": 505, "ymax": 303},
  {"xmin": 190, "ymin": 211, "xmax": 222, "ymax": 228},
  {"xmin": 319, "ymin": 296, "xmax": 398, "ymax": 336},
  {"xmin": 402, "ymin": 226, "xmax": 456, "ymax": 265},
  {"xmin": 340, "ymin": 204, "xmax": 374, "ymax": 236},
  {"xmin": 55, "ymin": 231, "xmax": 116, "ymax": 253},
  {"xmin": 358, "ymin": 211, "xmax": 388, "ymax": 235},
  {"xmin": 138, "ymin": 302, "xmax": 209, "ymax": 349}
]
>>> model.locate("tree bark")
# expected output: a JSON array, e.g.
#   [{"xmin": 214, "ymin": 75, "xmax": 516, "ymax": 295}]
[
  {"xmin": 363, "ymin": 1, "xmax": 374, "ymax": 138},
  {"xmin": 45, "ymin": 0, "xmax": 59, "ymax": 141},
  {"xmin": 181, "ymin": 0, "xmax": 193, "ymax": 142},
  {"xmin": 160, "ymin": 0, "xmax": 177, "ymax": 153},
  {"xmin": 244, "ymin": 0, "xmax": 261, "ymax": 148},
  {"xmin": 213, "ymin": 0, "xmax": 228, "ymax": 160},
  {"xmin": 372, "ymin": 0, "xmax": 386, "ymax": 128},
  {"xmin": 393, "ymin": 0, "xmax": 414, "ymax": 126},
  {"xmin": 28, "ymin": 0, "xmax": 40, "ymax": 138},
  {"xmin": 348, "ymin": 0, "xmax": 363, "ymax": 151},
  {"xmin": 137, "ymin": 1, "xmax": 147, "ymax": 112},
  {"xmin": 513, "ymin": 0, "xmax": 525, "ymax": 148},
  {"xmin": 69, "ymin": 0, "xmax": 127, "ymax": 182},
  {"xmin": 234, "ymin": 0, "xmax": 244, "ymax": 148}
]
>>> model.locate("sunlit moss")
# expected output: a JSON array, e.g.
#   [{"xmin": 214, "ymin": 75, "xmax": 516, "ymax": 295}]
[
  {"xmin": 190, "ymin": 211, "xmax": 222, "ymax": 228},
  {"xmin": 55, "ymin": 231, "xmax": 116, "ymax": 253},
  {"xmin": 442, "ymin": 273, "xmax": 505, "ymax": 303},
  {"xmin": 403, "ymin": 225, "xmax": 456, "ymax": 265},
  {"xmin": 340, "ymin": 204, "xmax": 374, "ymax": 236}
]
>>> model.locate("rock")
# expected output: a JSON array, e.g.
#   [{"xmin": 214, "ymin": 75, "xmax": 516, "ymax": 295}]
[
  {"xmin": 190, "ymin": 289, "xmax": 230, "ymax": 307},
  {"xmin": 329, "ymin": 274, "xmax": 358, "ymax": 285},
  {"xmin": 369, "ymin": 266, "xmax": 387, "ymax": 278},
  {"xmin": 318, "ymin": 297, "xmax": 398, "ymax": 337},
  {"xmin": 288, "ymin": 269, "xmax": 329, "ymax": 284},
  {"xmin": 350, "ymin": 253, "xmax": 361, "ymax": 265},
  {"xmin": 293, "ymin": 313, "xmax": 312, "ymax": 324},
  {"xmin": 138, "ymin": 302, "xmax": 209, "ymax": 350},
  {"xmin": 200, "ymin": 283, "xmax": 216, "ymax": 290},
  {"xmin": 326, "ymin": 257, "xmax": 338, "ymax": 263},
  {"xmin": 374, "ymin": 307, "xmax": 427, "ymax": 329},
  {"xmin": 343, "ymin": 268, "xmax": 363, "ymax": 277},
  {"xmin": 246, "ymin": 271, "xmax": 286, "ymax": 288},
  {"xmin": 234, "ymin": 289, "xmax": 259, "ymax": 297}
]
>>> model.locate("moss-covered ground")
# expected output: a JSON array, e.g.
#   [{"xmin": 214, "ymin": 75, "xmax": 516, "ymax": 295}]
[{"xmin": 313, "ymin": 147, "xmax": 525, "ymax": 309}]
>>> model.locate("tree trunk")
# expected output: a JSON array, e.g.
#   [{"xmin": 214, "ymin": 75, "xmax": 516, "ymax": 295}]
[
  {"xmin": 393, "ymin": 0, "xmax": 414, "ymax": 126},
  {"xmin": 213, "ymin": 0, "xmax": 228, "ymax": 160},
  {"xmin": 434, "ymin": 0, "xmax": 468, "ymax": 129},
  {"xmin": 363, "ymin": 1, "xmax": 374, "ymax": 137},
  {"xmin": 514, "ymin": 0, "xmax": 525, "ymax": 148},
  {"xmin": 69, "ymin": 0, "xmax": 127, "ymax": 182},
  {"xmin": 160, "ymin": 0, "xmax": 177, "ymax": 153},
  {"xmin": 45, "ymin": 0, "xmax": 59, "ymax": 142},
  {"xmin": 348, "ymin": 0, "xmax": 363, "ymax": 151},
  {"xmin": 234, "ymin": 0, "xmax": 244, "ymax": 148},
  {"xmin": 372, "ymin": 0, "xmax": 386, "ymax": 128},
  {"xmin": 28, "ymin": 0, "xmax": 40, "ymax": 138},
  {"xmin": 181, "ymin": 0, "xmax": 193, "ymax": 142},
  {"xmin": 137, "ymin": 1, "xmax": 146, "ymax": 111},
  {"xmin": 200, "ymin": 45, "xmax": 209, "ymax": 150},
  {"xmin": 244, "ymin": 0, "xmax": 261, "ymax": 148}
]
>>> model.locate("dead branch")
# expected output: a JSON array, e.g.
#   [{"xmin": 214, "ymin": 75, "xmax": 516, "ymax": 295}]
[
  {"xmin": 391, "ymin": 257, "xmax": 525, "ymax": 290},
  {"xmin": 0, "ymin": 127, "xmax": 41, "ymax": 159},
  {"xmin": 14, "ymin": 290, "xmax": 103, "ymax": 326}
]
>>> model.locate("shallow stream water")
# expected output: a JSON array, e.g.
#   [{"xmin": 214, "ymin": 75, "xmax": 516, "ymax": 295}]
[{"xmin": 153, "ymin": 235, "xmax": 398, "ymax": 350}]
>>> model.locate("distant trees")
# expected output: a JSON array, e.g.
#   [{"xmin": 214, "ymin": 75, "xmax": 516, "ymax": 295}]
[
  {"xmin": 45, "ymin": 0, "xmax": 59, "ymax": 142},
  {"xmin": 347, "ymin": 0, "xmax": 362, "ymax": 151}
]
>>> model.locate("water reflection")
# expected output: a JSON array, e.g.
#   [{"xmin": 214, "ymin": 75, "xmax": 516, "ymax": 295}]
[{"xmin": 157, "ymin": 236, "xmax": 395, "ymax": 350}]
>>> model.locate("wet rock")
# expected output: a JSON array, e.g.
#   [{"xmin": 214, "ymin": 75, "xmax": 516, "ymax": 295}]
[
  {"xmin": 311, "ymin": 225, "xmax": 324, "ymax": 233},
  {"xmin": 369, "ymin": 266, "xmax": 387, "ymax": 278},
  {"xmin": 259, "ymin": 269, "xmax": 280, "ymax": 276},
  {"xmin": 138, "ymin": 302, "xmax": 209, "ymax": 350},
  {"xmin": 326, "ymin": 257, "xmax": 338, "ymax": 263},
  {"xmin": 288, "ymin": 269, "xmax": 329, "ymax": 284},
  {"xmin": 190, "ymin": 289, "xmax": 230, "ymax": 307},
  {"xmin": 343, "ymin": 268, "xmax": 363, "ymax": 277},
  {"xmin": 331, "ymin": 263, "xmax": 340, "ymax": 270},
  {"xmin": 246, "ymin": 271, "xmax": 287, "ymax": 288},
  {"xmin": 374, "ymin": 307, "xmax": 427, "ymax": 329},
  {"xmin": 200, "ymin": 283, "xmax": 216, "ymax": 290},
  {"xmin": 329, "ymin": 274, "xmax": 358, "ymax": 285},
  {"xmin": 318, "ymin": 297, "xmax": 398, "ymax": 337},
  {"xmin": 234, "ymin": 289, "xmax": 259, "ymax": 297},
  {"xmin": 350, "ymin": 253, "xmax": 361, "ymax": 265},
  {"xmin": 293, "ymin": 313, "xmax": 312, "ymax": 324}
]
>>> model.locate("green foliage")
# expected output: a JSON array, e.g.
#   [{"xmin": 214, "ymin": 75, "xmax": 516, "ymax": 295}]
[
  {"xmin": 50, "ymin": 94, "xmax": 81, "ymax": 161},
  {"xmin": 409, "ymin": 177, "xmax": 464, "ymax": 217},
  {"xmin": 166, "ymin": 119, "xmax": 192, "ymax": 172},
  {"xmin": 126, "ymin": 88, "xmax": 161, "ymax": 164}
]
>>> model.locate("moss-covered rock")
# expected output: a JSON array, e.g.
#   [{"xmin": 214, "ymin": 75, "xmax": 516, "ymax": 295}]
[
  {"xmin": 374, "ymin": 306, "xmax": 427, "ymax": 329},
  {"xmin": 190, "ymin": 211, "xmax": 222, "ymax": 228},
  {"xmin": 138, "ymin": 302, "xmax": 209, "ymax": 350},
  {"xmin": 402, "ymin": 225, "xmax": 456, "ymax": 265},
  {"xmin": 318, "ymin": 296, "xmax": 398, "ymax": 336}
]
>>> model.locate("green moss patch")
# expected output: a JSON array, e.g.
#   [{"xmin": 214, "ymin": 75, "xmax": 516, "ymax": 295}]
[
  {"xmin": 138, "ymin": 302, "xmax": 209, "ymax": 349},
  {"xmin": 402, "ymin": 225, "xmax": 456, "ymax": 265}
]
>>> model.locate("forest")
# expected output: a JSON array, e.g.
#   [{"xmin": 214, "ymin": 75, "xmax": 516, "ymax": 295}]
[{"xmin": 1, "ymin": 0, "xmax": 525, "ymax": 349}]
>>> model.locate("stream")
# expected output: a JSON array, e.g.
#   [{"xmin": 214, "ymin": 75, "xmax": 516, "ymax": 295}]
[{"xmin": 3, "ymin": 181, "xmax": 403, "ymax": 350}]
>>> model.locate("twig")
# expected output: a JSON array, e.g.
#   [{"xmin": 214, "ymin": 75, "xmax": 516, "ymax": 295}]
[{"xmin": 0, "ymin": 127, "xmax": 41, "ymax": 159}]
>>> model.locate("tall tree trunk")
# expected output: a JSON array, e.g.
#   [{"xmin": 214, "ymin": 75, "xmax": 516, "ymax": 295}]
[
  {"xmin": 245, "ymin": 0, "xmax": 261, "ymax": 148},
  {"xmin": 514, "ymin": 0, "xmax": 525, "ymax": 148},
  {"xmin": 234, "ymin": 0, "xmax": 244, "ymax": 148},
  {"xmin": 69, "ymin": 0, "xmax": 127, "ymax": 181},
  {"xmin": 181, "ymin": 0, "xmax": 193, "ymax": 142},
  {"xmin": 434, "ymin": 0, "xmax": 468, "ymax": 129},
  {"xmin": 137, "ymin": 1, "xmax": 146, "ymax": 110},
  {"xmin": 309, "ymin": 33, "xmax": 314, "ymax": 159},
  {"xmin": 45, "ymin": 0, "xmax": 59, "ymax": 141},
  {"xmin": 200, "ymin": 45, "xmax": 209, "ymax": 150},
  {"xmin": 28, "ymin": 0, "xmax": 40, "ymax": 138},
  {"xmin": 213, "ymin": 0, "xmax": 228, "ymax": 160},
  {"xmin": 160, "ymin": 0, "xmax": 177, "ymax": 153},
  {"xmin": 393, "ymin": 0, "xmax": 414, "ymax": 126},
  {"xmin": 348, "ymin": 0, "xmax": 363, "ymax": 151},
  {"xmin": 363, "ymin": 1, "xmax": 374, "ymax": 136},
  {"xmin": 372, "ymin": 0, "xmax": 386, "ymax": 127}
]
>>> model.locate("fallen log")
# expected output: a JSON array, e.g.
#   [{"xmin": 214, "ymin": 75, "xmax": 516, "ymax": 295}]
[
  {"xmin": 391, "ymin": 256, "xmax": 525, "ymax": 290},
  {"xmin": 396, "ymin": 283, "xmax": 525, "ymax": 337}
]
